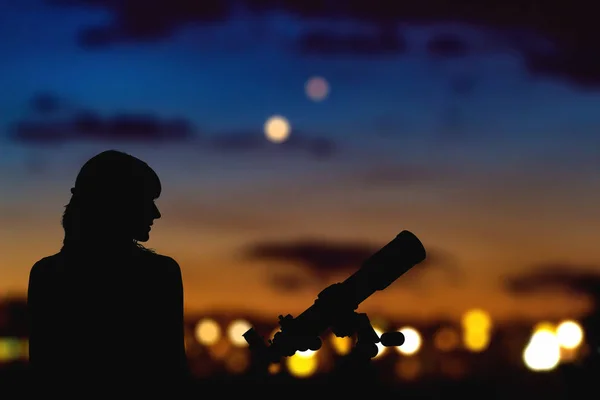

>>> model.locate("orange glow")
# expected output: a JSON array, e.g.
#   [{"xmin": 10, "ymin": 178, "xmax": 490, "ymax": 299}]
[
  {"xmin": 330, "ymin": 334, "xmax": 353, "ymax": 355},
  {"xmin": 195, "ymin": 318, "xmax": 221, "ymax": 345},
  {"xmin": 224, "ymin": 350, "xmax": 250, "ymax": 374},
  {"xmin": 227, "ymin": 319, "xmax": 252, "ymax": 347},
  {"xmin": 434, "ymin": 327, "xmax": 459, "ymax": 352},
  {"xmin": 462, "ymin": 309, "xmax": 492, "ymax": 332},
  {"xmin": 395, "ymin": 359, "xmax": 421, "ymax": 381},
  {"xmin": 286, "ymin": 352, "xmax": 318, "ymax": 378}
]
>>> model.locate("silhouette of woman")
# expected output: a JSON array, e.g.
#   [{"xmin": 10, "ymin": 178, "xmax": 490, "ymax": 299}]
[{"xmin": 27, "ymin": 150, "xmax": 190, "ymax": 396}]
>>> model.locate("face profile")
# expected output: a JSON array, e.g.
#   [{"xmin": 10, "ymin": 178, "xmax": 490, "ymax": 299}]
[
  {"xmin": 62, "ymin": 149, "xmax": 163, "ymax": 247},
  {"xmin": 131, "ymin": 196, "xmax": 162, "ymax": 242}
]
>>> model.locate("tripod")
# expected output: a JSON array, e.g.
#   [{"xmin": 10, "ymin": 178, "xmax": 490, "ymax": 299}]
[{"xmin": 246, "ymin": 308, "xmax": 405, "ymax": 376}]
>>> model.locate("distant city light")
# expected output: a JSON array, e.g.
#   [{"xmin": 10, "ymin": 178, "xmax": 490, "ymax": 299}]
[
  {"xmin": 268, "ymin": 363, "xmax": 281, "ymax": 374},
  {"xmin": 533, "ymin": 321, "xmax": 555, "ymax": 334},
  {"xmin": 373, "ymin": 327, "xmax": 386, "ymax": 358},
  {"xmin": 434, "ymin": 327, "xmax": 460, "ymax": 352},
  {"xmin": 227, "ymin": 319, "xmax": 252, "ymax": 347},
  {"xmin": 396, "ymin": 327, "xmax": 422, "ymax": 356},
  {"xmin": 555, "ymin": 320, "xmax": 584, "ymax": 350},
  {"xmin": 224, "ymin": 350, "xmax": 250, "ymax": 374},
  {"xmin": 195, "ymin": 318, "xmax": 221, "ymax": 346},
  {"xmin": 286, "ymin": 352, "xmax": 318, "ymax": 378},
  {"xmin": 330, "ymin": 334, "xmax": 353, "ymax": 355},
  {"xmin": 305, "ymin": 76, "xmax": 330, "ymax": 101},
  {"xmin": 395, "ymin": 359, "xmax": 421, "ymax": 381},
  {"xmin": 462, "ymin": 309, "xmax": 492, "ymax": 352},
  {"xmin": 462, "ymin": 309, "xmax": 492, "ymax": 332},
  {"xmin": 0, "ymin": 338, "xmax": 25, "ymax": 362},
  {"xmin": 463, "ymin": 330, "xmax": 491, "ymax": 352},
  {"xmin": 523, "ymin": 330, "xmax": 561, "ymax": 372},
  {"xmin": 296, "ymin": 349, "xmax": 317, "ymax": 358},
  {"xmin": 264, "ymin": 115, "xmax": 291, "ymax": 143}
]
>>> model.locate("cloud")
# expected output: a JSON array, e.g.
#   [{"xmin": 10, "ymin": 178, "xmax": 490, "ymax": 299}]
[
  {"xmin": 50, "ymin": 0, "xmax": 231, "ymax": 46},
  {"xmin": 426, "ymin": 33, "xmax": 470, "ymax": 58},
  {"xmin": 240, "ymin": 238, "xmax": 460, "ymax": 292},
  {"xmin": 48, "ymin": 0, "xmax": 600, "ymax": 88},
  {"xmin": 10, "ymin": 111, "xmax": 195, "ymax": 144},
  {"xmin": 267, "ymin": 273, "xmax": 314, "ymax": 293},
  {"xmin": 30, "ymin": 93, "xmax": 64, "ymax": 114},
  {"xmin": 504, "ymin": 264, "xmax": 600, "ymax": 299},
  {"xmin": 297, "ymin": 30, "xmax": 407, "ymax": 56},
  {"xmin": 9, "ymin": 95, "xmax": 336, "ymax": 159}
]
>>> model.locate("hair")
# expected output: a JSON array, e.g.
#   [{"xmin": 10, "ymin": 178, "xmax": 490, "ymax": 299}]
[{"xmin": 61, "ymin": 150, "xmax": 161, "ymax": 253}]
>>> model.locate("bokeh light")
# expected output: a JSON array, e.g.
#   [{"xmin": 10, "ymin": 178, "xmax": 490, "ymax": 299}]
[
  {"xmin": 523, "ymin": 330, "xmax": 561, "ymax": 371},
  {"xmin": 533, "ymin": 321, "xmax": 555, "ymax": 334},
  {"xmin": 396, "ymin": 327, "xmax": 422, "ymax": 356},
  {"xmin": 434, "ymin": 327, "xmax": 460, "ymax": 352},
  {"xmin": 555, "ymin": 320, "xmax": 584, "ymax": 349},
  {"xmin": 268, "ymin": 363, "xmax": 281, "ymax": 375},
  {"xmin": 296, "ymin": 349, "xmax": 316, "ymax": 358},
  {"xmin": 462, "ymin": 309, "xmax": 492, "ymax": 332},
  {"xmin": 224, "ymin": 350, "xmax": 250, "ymax": 374},
  {"xmin": 461, "ymin": 309, "xmax": 492, "ymax": 352},
  {"xmin": 330, "ymin": 334, "xmax": 353, "ymax": 355},
  {"xmin": 264, "ymin": 115, "xmax": 291, "ymax": 143},
  {"xmin": 286, "ymin": 352, "xmax": 318, "ymax": 378},
  {"xmin": 463, "ymin": 330, "xmax": 491, "ymax": 352},
  {"xmin": 305, "ymin": 76, "xmax": 330, "ymax": 101},
  {"xmin": 0, "ymin": 338, "xmax": 24, "ymax": 362},
  {"xmin": 227, "ymin": 319, "xmax": 252, "ymax": 347},
  {"xmin": 373, "ymin": 327, "xmax": 386, "ymax": 358},
  {"xmin": 195, "ymin": 318, "xmax": 221, "ymax": 346},
  {"xmin": 395, "ymin": 358, "xmax": 421, "ymax": 381}
]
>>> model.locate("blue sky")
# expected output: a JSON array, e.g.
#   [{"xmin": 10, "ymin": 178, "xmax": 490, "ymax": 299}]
[{"xmin": 0, "ymin": 0, "xmax": 599, "ymax": 320}]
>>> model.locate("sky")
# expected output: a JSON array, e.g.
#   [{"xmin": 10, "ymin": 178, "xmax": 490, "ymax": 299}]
[{"xmin": 0, "ymin": 0, "xmax": 599, "ymax": 323}]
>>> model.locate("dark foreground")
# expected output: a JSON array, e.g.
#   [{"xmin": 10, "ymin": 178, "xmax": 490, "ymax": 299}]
[{"xmin": 0, "ymin": 363, "xmax": 592, "ymax": 399}]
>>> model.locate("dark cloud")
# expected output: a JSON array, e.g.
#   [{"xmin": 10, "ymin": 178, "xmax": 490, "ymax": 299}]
[
  {"xmin": 50, "ymin": 0, "xmax": 231, "ymax": 46},
  {"xmin": 241, "ymin": 238, "xmax": 460, "ymax": 292},
  {"xmin": 30, "ymin": 93, "xmax": 63, "ymax": 114},
  {"xmin": 504, "ymin": 264, "xmax": 600, "ymax": 298},
  {"xmin": 297, "ymin": 31, "xmax": 407, "ymax": 56},
  {"xmin": 210, "ymin": 131, "xmax": 336, "ymax": 159},
  {"xmin": 426, "ymin": 33, "xmax": 469, "ymax": 58},
  {"xmin": 10, "ymin": 95, "xmax": 337, "ymax": 159},
  {"xmin": 267, "ymin": 273, "xmax": 314, "ymax": 293},
  {"xmin": 10, "ymin": 111, "xmax": 195, "ymax": 144},
  {"xmin": 48, "ymin": 0, "xmax": 600, "ymax": 88}
]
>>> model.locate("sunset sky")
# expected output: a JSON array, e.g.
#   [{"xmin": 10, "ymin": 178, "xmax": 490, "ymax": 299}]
[{"xmin": 0, "ymin": 0, "xmax": 599, "ymax": 323}]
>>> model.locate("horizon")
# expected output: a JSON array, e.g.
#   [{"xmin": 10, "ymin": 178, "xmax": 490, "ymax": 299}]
[{"xmin": 0, "ymin": 0, "xmax": 599, "ymax": 323}]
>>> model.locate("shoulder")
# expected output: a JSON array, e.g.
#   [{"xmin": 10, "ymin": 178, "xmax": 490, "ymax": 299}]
[
  {"xmin": 140, "ymin": 251, "xmax": 182, "ymax": 280},
  {"xmin": 29, "ymin": 253, "xmax": 62, "ymax": 278}
]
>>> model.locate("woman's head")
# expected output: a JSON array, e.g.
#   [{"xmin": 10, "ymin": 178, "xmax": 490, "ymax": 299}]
[{"xmin": 62, "ymin": 150, "xmax": 162, "ymax": 247}]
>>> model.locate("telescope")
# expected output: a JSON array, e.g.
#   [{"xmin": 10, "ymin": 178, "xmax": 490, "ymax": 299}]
[{"xmin": 243, "ymin": 230, "xmax": 427, "ymax": 367}]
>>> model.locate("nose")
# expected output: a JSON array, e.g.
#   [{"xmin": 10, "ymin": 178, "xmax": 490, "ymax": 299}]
[{"xmin": 153, "ymin": 203, "xmax": 161, "ymax": 220}]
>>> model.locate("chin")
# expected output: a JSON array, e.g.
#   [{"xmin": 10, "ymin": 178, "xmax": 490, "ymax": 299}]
[{"xmin": 134, "ymin": 233, "xmax": 150, "ymax": 242}]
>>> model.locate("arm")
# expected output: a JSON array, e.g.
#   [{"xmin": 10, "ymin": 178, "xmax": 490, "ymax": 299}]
[
  {"xmin": 164, "ymin": 257, "xmax": 191, "ymax": 382},
  {"xmin": 27, "ymin": 262, "xmax": 56, "ymax": 382}
]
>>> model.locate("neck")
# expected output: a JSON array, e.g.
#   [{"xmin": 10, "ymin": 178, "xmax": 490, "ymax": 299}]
[{"xmin": 62, "ymin": 236, "xmax": 137, "ymax": 253}]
